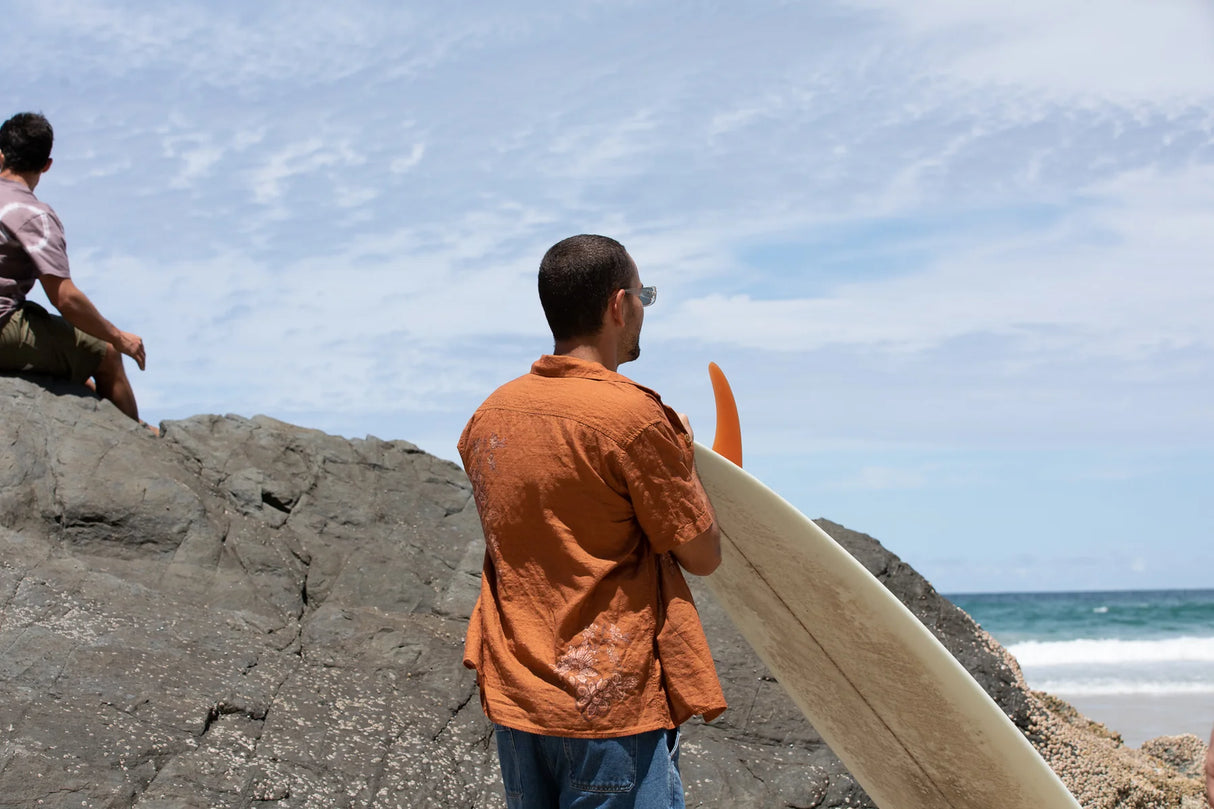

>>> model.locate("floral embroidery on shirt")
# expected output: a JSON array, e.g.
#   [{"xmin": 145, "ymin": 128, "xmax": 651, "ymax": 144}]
[{"xmin": 554, "ymin": 620, "xmax": 639, "ymax": 718}]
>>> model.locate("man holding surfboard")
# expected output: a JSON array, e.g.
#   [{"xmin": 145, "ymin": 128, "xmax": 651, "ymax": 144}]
[{"xmin": 458, "ymin": 234, "xmax": 725, "ymax": 808}]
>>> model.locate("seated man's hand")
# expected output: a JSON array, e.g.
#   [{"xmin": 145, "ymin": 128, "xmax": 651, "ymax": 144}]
[{"xmin": 117, "ymin": 331, "xmax": 146, "ymax": 370}]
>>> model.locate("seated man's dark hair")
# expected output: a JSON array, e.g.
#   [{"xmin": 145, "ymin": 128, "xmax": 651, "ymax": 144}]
[
  {"xmin": 0, "ymin": 112, "xmax": 54, "ymax": 174},
  {"xmin": 538, "ymin": 234, "xmax": 634, "ymax": 340}
]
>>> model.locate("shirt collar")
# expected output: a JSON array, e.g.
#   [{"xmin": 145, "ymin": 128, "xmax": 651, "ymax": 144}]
[
  {"xmin": 530, "ymin": 354, "xmax": 661, "ymax": 398},
  {"xmin": 0, "ymin": 175, "xmax": 35, "ymax": 197},
  {"xmin": 531, "ymin": 354, "xmax": 619, "ymax": 381}
]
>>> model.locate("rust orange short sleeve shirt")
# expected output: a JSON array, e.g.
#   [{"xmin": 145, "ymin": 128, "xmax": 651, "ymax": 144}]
[{"xmin": 457, "ymin": 355, "xmax": 726, "ymax": 738}]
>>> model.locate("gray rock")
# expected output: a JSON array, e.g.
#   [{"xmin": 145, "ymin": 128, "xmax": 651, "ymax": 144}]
[
  {"xmin": 2, "ymin": 375, "xmax": 490, "ymax": 809},
  {"xmin": 0, "ymin": 374, "xmax": 1200, "ymax": 808}
]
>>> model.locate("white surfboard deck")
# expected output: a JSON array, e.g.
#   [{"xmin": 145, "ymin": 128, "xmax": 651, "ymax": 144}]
[{"xmin": 694, "ymin": 442, "xmax": 1080, "ymax": 809}]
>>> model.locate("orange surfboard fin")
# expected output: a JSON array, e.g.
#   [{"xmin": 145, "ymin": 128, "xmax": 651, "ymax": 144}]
[{"xmin": 709, "ymin": 362, "xmax": 743, "ymax": 467}]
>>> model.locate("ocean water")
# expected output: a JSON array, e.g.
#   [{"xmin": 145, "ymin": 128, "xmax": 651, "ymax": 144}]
[{"xmin": 949, "ymin": 589, "xmax": 1214, "ymax": 746}]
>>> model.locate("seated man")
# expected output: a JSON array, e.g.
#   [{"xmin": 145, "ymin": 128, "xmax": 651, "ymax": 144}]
[{"xmin": 0, "ymin": 112, "xmax": 149, "ymax": 427}]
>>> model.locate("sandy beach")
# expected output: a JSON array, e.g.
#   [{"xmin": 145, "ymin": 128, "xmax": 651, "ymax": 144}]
[{"xmin": 1055, "ymin": 691, "xmax": 1214, "ymax": 747}]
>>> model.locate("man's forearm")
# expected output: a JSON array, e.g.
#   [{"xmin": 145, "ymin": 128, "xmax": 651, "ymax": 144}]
[
  {"xmin": 43, "ymin": 276, "xmax": 147, "ymax": 370},
  {"xmin": 55, "ymin": 286, "xmax": 123, "ymax": 346}
]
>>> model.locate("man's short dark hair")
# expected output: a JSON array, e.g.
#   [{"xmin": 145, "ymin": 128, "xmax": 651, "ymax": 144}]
[
  {"xmin": 538, "ymin": 235, "xmax": 635, "ymax": 340},
  {"xmin": 0, "ymin": 112, "xmax": 54, "ymax": 174}
]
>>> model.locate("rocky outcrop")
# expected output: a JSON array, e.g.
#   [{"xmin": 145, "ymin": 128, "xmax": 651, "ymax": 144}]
[{"xmin": 0, "ymin": 374, "xmax": 1206, "ymax": 808}]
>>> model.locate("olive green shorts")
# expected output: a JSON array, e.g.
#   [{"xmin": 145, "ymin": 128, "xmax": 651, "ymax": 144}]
[{"xmin": 0, "ymin": 301, "xmax": 109, "ymax": 384}]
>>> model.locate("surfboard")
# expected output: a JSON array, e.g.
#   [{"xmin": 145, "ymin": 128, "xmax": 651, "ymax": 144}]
[{"xmin": 694, "ymin": 363, "xmax": 1080, "ymax": 809}]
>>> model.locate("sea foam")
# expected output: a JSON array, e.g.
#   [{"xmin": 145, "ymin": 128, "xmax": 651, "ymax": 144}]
[
  {"xmin": 1008, "ymin": 635, "xmax": 1214, "ymax": 667},
  {"xmin": 1032, "ymin": 678, "xmax": 1214, "ymax": 696}
]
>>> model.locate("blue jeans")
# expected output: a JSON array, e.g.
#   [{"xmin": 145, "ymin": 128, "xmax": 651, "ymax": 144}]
[{"xmin": 492, "ymin": 725, "xmax": 685, "ymax": 809}]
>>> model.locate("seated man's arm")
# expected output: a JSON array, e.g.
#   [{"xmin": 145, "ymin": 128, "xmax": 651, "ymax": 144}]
[{"xmin": 40, "ymin": 275, "xmax": 146, "ymax": 370}]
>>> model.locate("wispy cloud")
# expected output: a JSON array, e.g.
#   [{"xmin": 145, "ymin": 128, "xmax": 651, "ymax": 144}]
[
  {"xmin": 844, "ymin": 0, "xmax": 1214, "ymax": 103},
  {"xmin": 389, "ymin": 143, "xmax": 426, "ymax": 175},
  {"xmin": 250, "ymin": 137, "xmax": 361, "ymax": 205},
  {"xmin": 15, "ymin": 1, "xmax": 432, "ymax": 86},
  {"xmin": 161, "ymin": 132, "xmax": 225, "ymax": 189},
  {"xmin": 656, "ymin": 160, "xmax": 1214, "ymax": 362},
  {"xmin": 836, "ymin": 465, "xmax": 934, "ymax": 491}
]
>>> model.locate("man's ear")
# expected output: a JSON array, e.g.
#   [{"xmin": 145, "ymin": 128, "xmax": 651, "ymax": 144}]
[
  {"xmin": 42, "ymin": 157, "xmax": 53, "ymax": 173},
  {"xmin": 606, "ymin": 288, "xmax": 628, "ymax": 327}
]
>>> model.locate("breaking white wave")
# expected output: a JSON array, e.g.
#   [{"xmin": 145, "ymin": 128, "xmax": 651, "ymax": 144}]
[
  {"xmin": 1009, "ymin": 636, "xmax": 1214, "ymax": 698},
  {"xmin": 1008, "ymin": 635, "xmax": 1214, "ymax": 667},
  {"xmin": 1032, "ymin": 679, "xmax": 1214, "ymax": 697}
]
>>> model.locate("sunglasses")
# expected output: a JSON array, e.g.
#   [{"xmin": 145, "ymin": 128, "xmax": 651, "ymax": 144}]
[{"xmin": 623, "ymin": 286, "xmax": 657, "ymax": 307}]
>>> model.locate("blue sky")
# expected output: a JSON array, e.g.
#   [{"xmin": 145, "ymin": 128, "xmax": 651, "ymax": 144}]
[{"xmin": 5, "ymin": 1, "xmax": 1212, "ymax": 592}]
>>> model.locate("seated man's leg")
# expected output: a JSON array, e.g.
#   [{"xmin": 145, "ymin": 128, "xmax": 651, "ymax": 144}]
[
  {"xmin": 92, "ymin": 343, "xmax": 140, "ymax": 422},
  {"xmin": 0, "ymin": 302, "xmax": 138, "ymax": 421}
]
